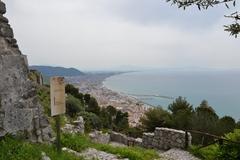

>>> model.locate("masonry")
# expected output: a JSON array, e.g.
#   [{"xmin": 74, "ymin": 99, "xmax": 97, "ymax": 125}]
[
  {"xmin": 0, "ymin": 0, "xmax": 52, "ymax": 142},
  {"xmin": 110, "ymin": 127, "xmax": 192, "ymax": 150},
  {"xmin": 142, "ymin": 128, "xmax": 192, "ymax": 150}
]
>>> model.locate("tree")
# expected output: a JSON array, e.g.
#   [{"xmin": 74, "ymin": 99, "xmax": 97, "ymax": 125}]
[
  {"xmin": 106, "ymin": 105, "xmax": 117, "ymax": 116},
  {"xmin": 84, "ymin": 94, "xmax": 91, "ymax": 104},
  {"xmin": 86, "ymin": 97, "xmax": 100, "ymax": 115},
  {"xmin": 65, "ymin": 84, "xmax": 84, "ymax": 103},
  {"xmin": 237, "ymin": 121, "xmax": 240, "ymax": 128},
  {"xmin": 167, "ymin": 0, "xmax": 240, "ymax": 37},
  {"xmin": 191, "ymin": 100, "xmax": 219, "ymax": 144},
  {"xmin": 168, "ymin": 96, "xmax": 193, "ymax": 114},
  {"xmin": 168, "ymin": 96, "xmax": 194, "ymax": 130},
  {"xmin": 99, "ymin": 107, "xmax": 113, "ymax": 129},
  {"xmin": 114, "ymin": 111, "xmax": 129, "ymax": 132},
  {"xmin": 217, "ymin": 116, "xmax": 236, "ymax": 135},
  {"xmin": 140, "ymin": 108, "xmax": 173, "ymax": 132}
]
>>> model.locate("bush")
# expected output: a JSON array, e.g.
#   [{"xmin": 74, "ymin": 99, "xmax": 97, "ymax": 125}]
[
  {"xmin": 190, "ymin": 129, "xmax": 240, "ymax": 160},
  {"xmin": 0, "ymin": 136, "xmax": 82, "ymax": 160},
  {"xmin": 217, "ymin": 129, "xmax": 240, "ymax": 160},
  {"xmin": 80, "ymin": 112, "xmax": 103, "ymax": 132},
  {"xmin": 66, "ymin": 95, "xmax": 84, "ymax": 118},
  {"xmin": 37, "ymin": 85, "xmax": 51, "ymax": 116}
]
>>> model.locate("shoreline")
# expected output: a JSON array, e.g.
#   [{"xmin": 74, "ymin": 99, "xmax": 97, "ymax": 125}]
[{"xmin": 66, "ymin": 72, "xmax": 151, "ymax": 127}]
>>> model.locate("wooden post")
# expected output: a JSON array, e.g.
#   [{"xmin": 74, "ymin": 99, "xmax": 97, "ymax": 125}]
[
  {"xmin": 55, "ymin": 115, "xmax": 61, "ymax": 153},
  {"xmin": 185, "ymin": 131, "xmax": 189, "ymax": 149},
  {"xmin": 50, "ymin": 77, "xmax": 66, "ymax": 154}
]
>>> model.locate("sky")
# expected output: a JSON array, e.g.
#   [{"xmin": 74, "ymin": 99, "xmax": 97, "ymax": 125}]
[{"xmin": 4, "ymin": 0, "xmax": 240, "ymax": 71}]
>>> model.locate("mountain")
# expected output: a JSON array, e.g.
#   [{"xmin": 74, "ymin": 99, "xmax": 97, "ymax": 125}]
[{"xmin": 30, "ymin": 65, "xmax": 85, "ymax": 77}]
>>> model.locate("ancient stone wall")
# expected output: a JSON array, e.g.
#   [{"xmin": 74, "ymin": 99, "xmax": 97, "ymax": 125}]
[
  {"xmin": 0, "ymin": 0, "xmax": 52, "ymax": 142},
  {"xmin": 142, "ymin": 128, "xmax": 192, "ymax": 150},
  {"xmin": 110, "ymin": 128, "xmax": 191, "ymax": 150}
]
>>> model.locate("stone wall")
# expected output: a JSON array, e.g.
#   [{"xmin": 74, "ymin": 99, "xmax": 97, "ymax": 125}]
[
  {"xmin": 0, "ymin": 0, "xmax": 52, "ymax": 142},
  {"xmin": 110, "ymin": 128, "xmax": 191, "ymax": 150},
  {"xmin": 110, "ymin": 131, "xmax": 141, "ymax": 147},
  {"xmin": 142, "ymin": 128, "xmax": 192, "ymax": 150}
]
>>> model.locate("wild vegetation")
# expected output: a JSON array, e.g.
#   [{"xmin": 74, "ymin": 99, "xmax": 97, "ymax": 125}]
[
  {"xmin": 62, "ymin": 133, "xmax": 159, "ymax": 160},
  {"xmin": 34, "ymin": 83, "xmax": 240, "ymax": 159}
]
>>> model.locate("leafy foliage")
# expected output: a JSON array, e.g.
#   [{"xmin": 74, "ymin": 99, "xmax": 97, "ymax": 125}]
[
  {"xmin": 86, "ymin": 97, "xmax": 100, "ymax": 115},
  {"xmin": 80, "ymin": 112, "xmax": 103, "ymax": 132},
  {"xmin": 166, "ymin": 0, "xmax": 240, "ymax": 37},
  {"xmin": 168, "ymin": 96, "xmax": 194, "ymax": 130},
  {"xmin": 37, "ymin": 85, "xmax": 51, "ymax": 116},
  {"xmin": 140, "ymin": 107, "xmax": 172, "ymax": 132},
  {"xmin": 66, "ymin": 95, "xmax": 84, "ymax": 118},
  {"xmin": 217, "ymin": 116, "xmax": 236, "ymax": 135},
  {"xmin": 190, "ymin": 129, "xmax": 240, "ymax": 160},
  {"xmin": 0, "ymin": 136, "xmax": 82, "ymax": 160}
]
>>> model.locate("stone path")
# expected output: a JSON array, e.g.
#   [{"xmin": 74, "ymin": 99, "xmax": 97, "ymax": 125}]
[
  {"xmin": 159, "ymin": 148, "xmax": 200, "ymax": 160},
  {"xmin": 63, "ymin": 147, "xmax": 129, "ymax": 160}
]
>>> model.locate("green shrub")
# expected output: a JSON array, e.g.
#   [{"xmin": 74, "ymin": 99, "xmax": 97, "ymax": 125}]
[
  {"xmin": 0, "ymin": 136, "xmax": 82, "ymax": 160},
  {"xmin": 37, "ymin": 85, "xmax": 51, "ymax": 116},
  {"xmin": 80, "ymin": 112, "xmax": 103, "ymax": 132},
  {"xmin": 66, "ymin": 95, "xmax": 84, "ymax": 118},
  {"xmin": 190, "ymin": 129, "xmax": 240, "ymax": 160},
  {"xmin": 217, "ymin": 129, "xmax": 240, "ymax": 160}
]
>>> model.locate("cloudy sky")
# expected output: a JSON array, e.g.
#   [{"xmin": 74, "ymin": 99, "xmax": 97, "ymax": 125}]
[{"xmin": 5, "ymin": 0, "xmax": 240, "ymax": 71}]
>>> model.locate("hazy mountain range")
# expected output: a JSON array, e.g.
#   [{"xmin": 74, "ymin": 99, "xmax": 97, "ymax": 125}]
[{"xmin": 30, "ymin": 65, "xmax": 85, "ymax": 77}]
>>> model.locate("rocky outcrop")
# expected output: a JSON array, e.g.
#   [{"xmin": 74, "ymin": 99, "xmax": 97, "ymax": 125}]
[
  {"xmin": 89, "ymin": 130, "xmax": 110, "ymax": 144},
  {"xmin": 0, "ymin": 0, "xmax": 52, "ymax": 142},
  {"xmin": 62, "ymin": 116, "xmax": 85, "ymax": 134}
]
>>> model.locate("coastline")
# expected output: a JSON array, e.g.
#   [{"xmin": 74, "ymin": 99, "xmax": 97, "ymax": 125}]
[{"xmin": 66, "ymin": 72, "xmax": 151, "ymax": 127}]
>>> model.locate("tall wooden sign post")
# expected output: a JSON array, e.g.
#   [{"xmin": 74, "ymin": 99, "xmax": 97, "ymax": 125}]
[{"xmin": 50, "ymin": 77, "xmax": 66, "ymax": 153}]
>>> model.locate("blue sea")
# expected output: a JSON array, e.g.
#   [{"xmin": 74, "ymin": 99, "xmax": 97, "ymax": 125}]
[{"xmin": 103, "ymin": 70, "xmax": 240, "ymax": 120}]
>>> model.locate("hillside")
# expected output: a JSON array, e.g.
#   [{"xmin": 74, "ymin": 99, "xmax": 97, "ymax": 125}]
[{"xmin": 30, "ymin": 65, "xmax": 85, "ymax": 77}]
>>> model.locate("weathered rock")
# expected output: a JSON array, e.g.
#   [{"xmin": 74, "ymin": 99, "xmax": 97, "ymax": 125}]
[
  {"xmin": 160, "ymin": 148, "xmax": 200, "ymax": 160},
  {"xmin": 110, "ymin": 131, "xmax": 129, "ymax": 145},
  {"xmin": 89, "ymin": 130, "xmax": 110, "ymax": 144},
  {"xmin": 0, "ymin": 1, "xmax": 6, "ymax": 14},
  {"xmin": 41, "ymin": 152, "xmax": 51, "ymax": 160},
  {"xmin": 0, "ymin": 1, "xmax": 52, "ymax": 142},
  {"xmin": 73, "ymin": 116, "xmax": 85, "ymax": 134},
  {"xmin": 63, "ymin": 147, "xmax": 129, "ymax": 160},
  {"xmin": 62, "ymin": 116, "xmax": 85, "ymax": 134}
]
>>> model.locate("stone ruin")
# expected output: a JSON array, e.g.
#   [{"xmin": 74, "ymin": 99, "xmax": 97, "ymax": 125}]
[
  {"xmin": 110, "ymin": 128, "xmax": 192, "ymax": 150},
  {"xmin": 62, "ymin": 116, "xmax": 85, "ymax": 134},
  {"xmin": 0, "ymin": 0, "xmax": 52, "ymax": 142},
  {"xmin": 142, "ymin": 128, "xmax": 192, "ymax": 150}
]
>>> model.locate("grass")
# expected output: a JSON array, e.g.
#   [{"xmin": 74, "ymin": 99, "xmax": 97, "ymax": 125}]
[
  {"xmin": 0, "ymin": 133, "xmax": 159, "ymax": 160},
  {"xmin": 62, "ymin": 133, "xmax": 160, "ymax": 160},
  {"xmin": 189, "ymin": 145, "xmax": 219, "ymax": 160},
  {"xmin": 0, "ymin": 136, "xmax": 83, "ymax": 160}
]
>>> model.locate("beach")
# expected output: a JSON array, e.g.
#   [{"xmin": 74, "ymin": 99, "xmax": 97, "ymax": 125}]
[{"xmin": 65, "ymin": 73, "xmax": 151, "ymax": 127}]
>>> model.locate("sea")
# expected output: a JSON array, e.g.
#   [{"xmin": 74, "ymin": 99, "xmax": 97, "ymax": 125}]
[{"xmin": 103, "ymin": 70, "xmax": 240, "ymax": 120}]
